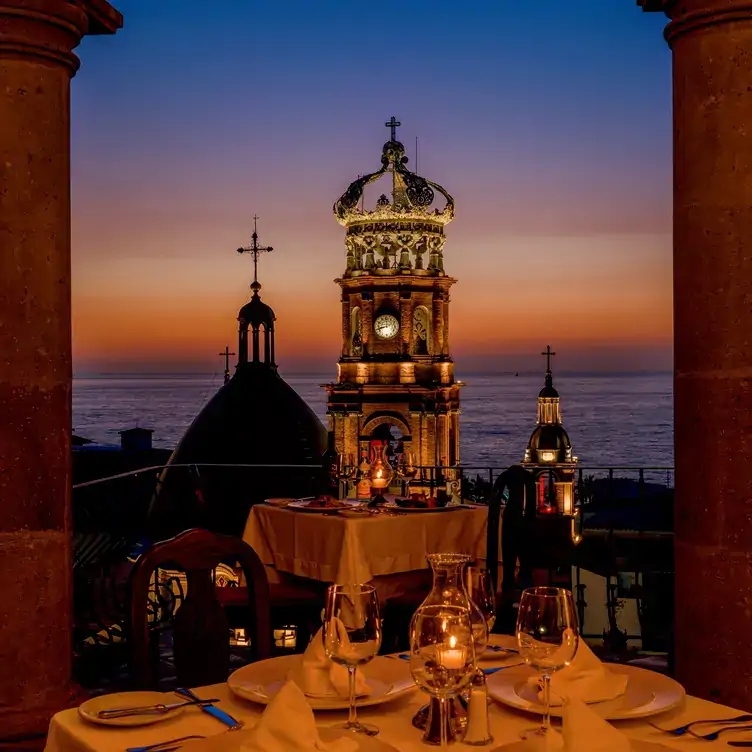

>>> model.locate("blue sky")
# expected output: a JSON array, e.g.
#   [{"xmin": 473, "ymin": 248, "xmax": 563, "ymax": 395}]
[{"xmin": 71, "ymin": 2, "xmax": 673, "ymax": 374}]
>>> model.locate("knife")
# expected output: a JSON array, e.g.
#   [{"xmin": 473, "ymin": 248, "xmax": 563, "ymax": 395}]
[
  {"xmin": 126, "ymin": 736, "xmax": 206, "ymax": 752},
  {"xmin": 98, "ymin": 697, "xmax": 219, "ymax": 719},
  {"xmin": 729, "ymin": 744, "xmax": 752, "ymax": 748},
  {"xmin": 174, "ymin": 688, "xmax": 244, "ymax": 730}
]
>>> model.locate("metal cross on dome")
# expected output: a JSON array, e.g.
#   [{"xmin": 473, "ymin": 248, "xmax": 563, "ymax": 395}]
[
  {"xmin": 218, "ymin": 345, "xmax": 235, "ymax": 385},
  {"xmin": 236, "ymin": 215, "xmax": 274, "ymax": 286},
  {"xmin": 385, "ymin": 116, "xmax": 401, "ymax": 141},
  {"xmin": 541, "ymin": 345, "xmax": 556, "ymax": 373}
]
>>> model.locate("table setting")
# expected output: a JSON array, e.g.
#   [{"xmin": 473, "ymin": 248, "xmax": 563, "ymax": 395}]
[
  {"xmin": 46, "ymin": 552, "xmax": 752, "ymax": 752},
  {"xmin": 242, "ymin": 498, "xmax": 488, "ymax": 588}
]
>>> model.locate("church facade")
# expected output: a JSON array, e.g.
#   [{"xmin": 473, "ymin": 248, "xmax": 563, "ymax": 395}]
[{"xmin": 323, "ymin": 119, "xmax": 461, "ymax": 477}]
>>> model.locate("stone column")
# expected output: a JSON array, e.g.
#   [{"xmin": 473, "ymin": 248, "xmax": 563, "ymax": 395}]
[
  {"xmin": 340, "ymin": 294, "xmax": 350, "ymax": 358},
  {"xmin": 0, "ymin": 0, "xmax": 121, "ymax": 739},
  {"xmin": 640, "ymin": 0, "xmax": 752, "ymax": 708},
  {"xmin": 432, "ymin": 293, "xmax": 444, "ymax": 356}
]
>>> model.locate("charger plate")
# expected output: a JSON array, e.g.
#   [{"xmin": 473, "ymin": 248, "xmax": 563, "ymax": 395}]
[
  {"xmin": 228, "ymin": 654, "xmax": 417, "ymax": 710},
  {"xmin": 487, "ymin": 663, "xmax": 684, "ymax": 720}
]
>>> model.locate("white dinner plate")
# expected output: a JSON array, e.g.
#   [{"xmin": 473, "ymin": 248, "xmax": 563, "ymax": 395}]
[
  {"xmin": 491, "ymin": 741, "xmax": 677, "ymax": 752},
  {"xmin": 78, "ymin": 691, "xmax": 186, "ymax": 727},
  {"xmin": 487, "ymin": 663, "xmax": 685, "ymax": 720},
  {"xmin": 263, "ymin": 498, "xmax": 292, "ymax": 507},
  {"xmin": 287, "ymin": 499, "xmax": 358, "ymax": 513},
  {"xmin": 228, "ymin": 654, "xmax": 417, "ymax": 710}
]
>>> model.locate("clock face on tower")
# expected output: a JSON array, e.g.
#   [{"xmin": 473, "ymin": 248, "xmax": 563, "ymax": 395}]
[{"xmin": 374, "ymin": 314, "xmax": 399, "ymax": 339}]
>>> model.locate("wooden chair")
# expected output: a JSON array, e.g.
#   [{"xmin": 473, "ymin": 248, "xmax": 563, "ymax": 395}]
[{"xmin": 128, "ymin": 528, "xmax": 272, "ymax": 690}]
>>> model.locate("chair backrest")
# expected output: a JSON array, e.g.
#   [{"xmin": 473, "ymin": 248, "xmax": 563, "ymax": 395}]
[
  {"xmin": 487, "ymin": 466, "xmax": 537, "ymax": 594},
  {"xmin": 128, "ymin": 528, "xmax": 272, "ymax": 689}
]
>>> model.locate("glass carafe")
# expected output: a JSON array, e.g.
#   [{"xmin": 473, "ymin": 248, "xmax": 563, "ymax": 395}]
[
  {"xmin": 410, "ymin": 553, "xmax": 488, "ymax": 743},
  {"xmin": 416, "ymin": 553, "xmax": 488, "ymax": 661}
]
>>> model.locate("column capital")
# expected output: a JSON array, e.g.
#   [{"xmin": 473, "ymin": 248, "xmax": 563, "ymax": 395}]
[
  {"xmin": 638, "ymin": 0, "xmax": 752, "ymax": 46},
  {"xmin": 0, "ymin": 0, "xmax": 122, "ymax": 75}
]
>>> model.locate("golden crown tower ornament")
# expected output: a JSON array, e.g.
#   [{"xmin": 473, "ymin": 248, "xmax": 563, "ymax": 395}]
[{"xmin": 333, "ymin": 118, "xmax": 455, "ymax": 278}]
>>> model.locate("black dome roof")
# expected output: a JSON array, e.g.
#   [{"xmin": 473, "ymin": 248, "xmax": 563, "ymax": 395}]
[
  {"xmin": 239, "ymin": 287, "xmax": 275, "ymax": 329},
  {"xmin": 538, "ymin": 372, "xmax": 559, "ymax": 399},
  {"xmin": 527, "ymin": 424, "xmax": 571, "ymax": 463},
  {"xmin": 149, "ymin": 363, "xmax": 326, "ymax": 539}
]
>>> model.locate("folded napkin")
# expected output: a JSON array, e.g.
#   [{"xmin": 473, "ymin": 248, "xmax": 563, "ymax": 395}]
[
  {"xmin": 178, "ymin": 682, "xmax": 357, "ymax": 752},
  {"xmin": 531, "ymin": 639, "xmax": 628, "ymax": 705},
  {"xmin": 562, "ymin": 696, "xmax": 632, "ymax": 751},
  {"xmin": 290, "ymin": 626, "xmax": 371, "ymax": 698}
]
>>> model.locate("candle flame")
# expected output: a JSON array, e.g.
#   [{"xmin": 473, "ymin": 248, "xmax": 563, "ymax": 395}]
[{"xmin": 449, "ymin": 635, "xmax": 456, "ymax": 649}]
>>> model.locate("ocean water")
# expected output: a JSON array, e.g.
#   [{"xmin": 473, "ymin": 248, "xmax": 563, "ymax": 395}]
[{"xmin": 72, "ymin": 371, "xmax": 673, "ymax": 472}]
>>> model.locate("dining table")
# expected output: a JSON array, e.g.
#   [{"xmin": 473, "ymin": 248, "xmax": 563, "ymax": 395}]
[
  {"xmin": 242, "ymin": 499, "xmax": 490, "ymax": 593},
  {"xmin": 45, "ymin": 634, "xmax": 752, "ymax": 752}
]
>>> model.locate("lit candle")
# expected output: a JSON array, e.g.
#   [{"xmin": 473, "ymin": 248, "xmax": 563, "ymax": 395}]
[{"xmin": 438, "ymin": 635, "xmax": 466, "ymax": 670}]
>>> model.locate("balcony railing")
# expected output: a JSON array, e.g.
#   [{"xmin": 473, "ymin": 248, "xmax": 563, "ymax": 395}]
[{"xmin": 70, "ymin": 461, "xmax": 676, "ymax": 688}]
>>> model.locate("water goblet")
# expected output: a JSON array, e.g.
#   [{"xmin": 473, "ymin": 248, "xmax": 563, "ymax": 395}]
[
  {"xmin": 323, "ymin": 584, "xmax": 382, "ymax": 736},
  {"xmin": 410, "ymin": 604, "xmax": 476, "ymax": 748},
  {"xmin": 516, "ymin": 586, "xmax": 579, "ymax": 740}
]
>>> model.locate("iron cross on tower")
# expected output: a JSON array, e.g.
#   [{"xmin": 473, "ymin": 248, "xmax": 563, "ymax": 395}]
[
  {"xmin": 236, "ymin": 215, "xmax": 274, "ymax": 288},
  {"xmin": 385, "ymin": 116, "xmax": 401, "ymax": 141},
  {"xmin": 218, "ymin": 345, "xmax": 235, "ymax": 385},
  {"xmin": 541, "ymin": 345, "xmax": 556, "ymax": 373}
]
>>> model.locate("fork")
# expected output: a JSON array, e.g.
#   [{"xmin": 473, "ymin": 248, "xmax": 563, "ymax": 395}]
[
  {"xmin": 126, "ymin": 735, "xmax": 206, "ymax": 752},
  {"xmin": 488, "ymin": 644, "xmax": 519, "ymax": 654},
  {"xmin": 649, "ymin": 714, "xmax": 752, "ymax": 736}
]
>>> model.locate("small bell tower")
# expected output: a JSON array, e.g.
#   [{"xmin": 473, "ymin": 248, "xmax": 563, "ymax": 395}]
[{"xmin": 236, "ymin": 217, "xmax": 276, "ymax": 367}]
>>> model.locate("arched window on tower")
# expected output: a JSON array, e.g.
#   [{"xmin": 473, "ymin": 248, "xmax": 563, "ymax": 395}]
[
  {"xmin": 412, "ymin": 306, "xmax": 430, "ymax": 355},
  {"xmin": 351, "ymin": 306, "xmax": 363, "ymax": 357}
]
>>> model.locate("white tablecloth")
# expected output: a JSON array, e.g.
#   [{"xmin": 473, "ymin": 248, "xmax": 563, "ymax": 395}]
[
  {"xmin": 46, "ymin": 641, "xmax": 750, "ymax": 752},
  {"xmin": 243, "ymin": 505, "xmax": 489, "ymax": 585}
]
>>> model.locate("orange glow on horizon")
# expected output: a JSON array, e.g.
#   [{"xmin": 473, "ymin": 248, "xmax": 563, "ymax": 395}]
[{"xmin": 72, "ymin": 232, "xmax": 672, "ymax": 370}]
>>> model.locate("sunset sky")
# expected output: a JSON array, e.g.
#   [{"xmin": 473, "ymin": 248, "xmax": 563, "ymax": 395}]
[{"xmin": 71, "ymin": 1, "xmax": 672, "ymax": 375}]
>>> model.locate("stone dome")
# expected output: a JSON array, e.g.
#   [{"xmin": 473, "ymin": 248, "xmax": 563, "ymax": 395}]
[
  {"xmin": 538, "ymin": 372, "xmax": 559, "ymax": 399},
  {"xmin": 526, "ymin": 423, "xmax": 572, "ymax": 464},
  {"xmin": 148, "ymin": 363, "xmax": 326, "ymax": 539}
]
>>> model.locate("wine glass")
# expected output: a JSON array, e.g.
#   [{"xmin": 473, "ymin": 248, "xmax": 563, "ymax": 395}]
[
  {"xmin": 466, "ymin": 566, "xmax": 496, "ymax": 636},
  {"xmin": 410, "ymin": 605, "xmax": 476, "ymax": 748},
  {"xmin": 323, "ymin": 584, "xmax": 382, "ymax": 736},
  {"xmin": 336, "ymin": 453, "xmax": 358, "ymax": 491},
  {"xmin": 516, "ymin": 586, "xmax": 579, "ymax": 740}
]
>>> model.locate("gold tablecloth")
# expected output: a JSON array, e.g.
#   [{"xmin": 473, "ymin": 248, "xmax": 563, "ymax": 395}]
[
  {"xmin": 243, "ymin": 504, "xmax": 490, "ymax": 586},
  {"xmin": 46, "ymin": 641, "xmax": 748, "ymax": 752}
]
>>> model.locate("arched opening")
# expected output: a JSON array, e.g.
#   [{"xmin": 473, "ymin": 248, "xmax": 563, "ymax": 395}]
[
  {"xmin": 412, "ymin": 305, "xmax": 430, "ymax": 355},
  {"xmin": 350, "ymin": 306, "xmax": 362, "ymax": 357},
  {"xmin": 368, "ymin": 422, "xmax": 405, "ymax": 467},
  {"xmin": 535, "ymin": 469, "xmax": 561, "ymax": 513}
]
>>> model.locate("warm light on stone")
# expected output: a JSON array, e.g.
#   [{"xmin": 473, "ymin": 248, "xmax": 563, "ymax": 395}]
[{"xmin": 324, "ymin": 122, "xmax": 461, "ymax": 486}]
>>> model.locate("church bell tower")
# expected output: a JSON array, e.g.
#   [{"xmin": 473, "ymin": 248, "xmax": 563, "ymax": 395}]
[{"xmin": 324, "ymin": 118, "xmax": 461, "ymax": 476}]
